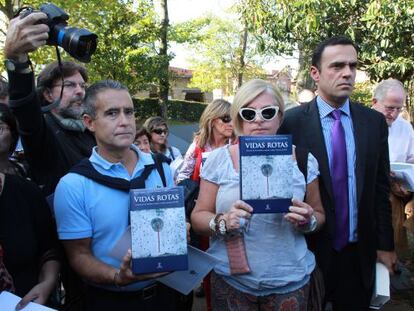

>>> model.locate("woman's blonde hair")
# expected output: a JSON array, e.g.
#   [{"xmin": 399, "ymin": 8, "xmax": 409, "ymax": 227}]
[
  {"xmin": 195, "ymin": 99, "xmax": 232, "ymax": 148},
  {"xmin": 231, "ymin": 79, "xmax": 285, "ymax": 135}
]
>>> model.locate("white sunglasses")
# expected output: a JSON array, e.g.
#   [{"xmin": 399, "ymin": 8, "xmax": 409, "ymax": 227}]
[{"xmin": 239, "ymin": 106, "xmax": 279, "ymax": 122}]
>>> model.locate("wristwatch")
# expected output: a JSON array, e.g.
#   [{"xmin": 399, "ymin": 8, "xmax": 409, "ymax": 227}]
[
  {"xmin": 218, "ymin": 218, "xmax": 227, "ymax": 235},
  {"xmin": 209, "ymin": 213, "xmax": 227, "ymax": 235},
  {"xmin": 209, "ymin": 213, "xmax": 223, "ymax": 232},
  {"xmin": 209, "ymin": 216, "xmax": 217, "ymax": 232},
  {"xmin": 4, "ymin": 59, "xmax": 32, "ymax": 74}
]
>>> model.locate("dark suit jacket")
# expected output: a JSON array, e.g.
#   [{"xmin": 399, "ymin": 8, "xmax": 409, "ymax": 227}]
[{"xmin": 278, "ymin": 98, "xmax": 394, "ymax": 289}]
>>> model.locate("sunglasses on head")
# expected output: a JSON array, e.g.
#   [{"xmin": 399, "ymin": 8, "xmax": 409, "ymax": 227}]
[
  {"xmin": 239, "ymin": 106, "xmax": 279, "ymax": 122},
  {"xmin": 219, "ymin": 115, "xmax": 232, "ymax": 123},
  {"xmin": 152, "ymin": 128, "xmax": 168, "ymax": 135}
]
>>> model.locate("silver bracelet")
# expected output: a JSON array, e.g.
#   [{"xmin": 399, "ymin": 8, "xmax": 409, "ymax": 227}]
[
  {"xmin": 209, "ymin": 216, "xmax": 216, "ymax": 232},
  {"xmin": 297, "ymin": 215, "xmax": 317, "ymax": 234}
]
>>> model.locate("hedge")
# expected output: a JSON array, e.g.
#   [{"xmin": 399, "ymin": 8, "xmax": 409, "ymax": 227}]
[{"xmin": 133, "ymin": 98, "xmax": 207, "ymax": 122}]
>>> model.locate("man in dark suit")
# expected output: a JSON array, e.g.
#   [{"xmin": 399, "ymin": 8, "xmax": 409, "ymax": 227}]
[{"xmin": 278, "ymin": 36, "xmax": 396, "ymax": 310}]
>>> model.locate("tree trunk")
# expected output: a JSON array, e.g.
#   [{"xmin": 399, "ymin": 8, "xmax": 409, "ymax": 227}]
[
  {"xmin": 237, "ymin": 26, "xmax": 248, "ymax": 88},
  {"xmin": 159, "ymin": 0, "xmax": 169, "ymax": 119},
  {"xmin": 405, "ymin": 79, "xmax": 414, "ymax": 124},
  {"xmin": 1, "ymin": 0, "xmax": 19, "ymax": 20},
  {"xmin": 296, "ymin": 45, "xmax": 315, "ymax": 91}
]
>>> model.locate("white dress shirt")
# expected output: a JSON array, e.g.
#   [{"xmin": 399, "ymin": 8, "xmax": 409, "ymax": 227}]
[{"xmin": 389, "ymin": 116, "xmax": 414, "ymax": 163}]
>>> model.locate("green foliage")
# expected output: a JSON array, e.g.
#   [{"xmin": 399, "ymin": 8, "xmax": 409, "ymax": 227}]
[
  {"xmin": 1, "ymin": 0, "xmax": 211, "ymax": 119},
  {"xmin": 1, "ymin": 0, "xmax": 167, "ymax": 94},
  {"xmin": 359, "ymin": 1, "xmax": 414, "ymax": 82},
  {"xmin": 134, "ymin": 98, "xmax": 206, "ymax": 122},
  {"xmin": 169, "ymin": 17, "xmax": 215, "ymax": 44},
  {"xmin": 237, "ymin": 0, "xmax": 414, "ymax": 82},
  {"xmin": 183, "ymin": 15, "xmax": 266, "ymax": 95},
  {"xmin": 237, "ymin": 0, "xmax": 414, "ymax": 114},
  {"xmin": 350, "ymin": 81, "xmax": 374, "ymax": 106},
  {"xmin": 134, "ymin": 97, "xmax": 160, "ymax": 120}
]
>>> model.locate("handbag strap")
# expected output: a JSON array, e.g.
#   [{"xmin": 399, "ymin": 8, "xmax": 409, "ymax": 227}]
[
  {"xmin": 191, "ymin": 145, "xmax": 205, "ymax": 182},
  {"xmin": 168, "ymin": 146, "xmax": 175, "ymax": 161}
]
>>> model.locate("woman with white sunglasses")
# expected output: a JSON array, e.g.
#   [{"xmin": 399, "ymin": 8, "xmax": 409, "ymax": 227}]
[{"xmin": 191, "ymin": 79, "xmax": 325, "ymax": 310}]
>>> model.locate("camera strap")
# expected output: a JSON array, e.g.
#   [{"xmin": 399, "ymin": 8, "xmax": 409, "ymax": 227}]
[
  {"xmin": 41, "ymin": 98, "xmax": 60, "ymax": 112},
  {"xmin": 40, "ymin": 46, "xmax": 65, "ymax": 113},
  {"xmin": 55, "ymin": 46, "xmax": 65, "ymax": 99}
]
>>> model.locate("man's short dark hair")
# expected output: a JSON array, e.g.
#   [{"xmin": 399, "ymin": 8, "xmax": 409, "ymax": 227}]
[
  {"xmin": 83, "ymin": 80, "xmax": 129, "ymax": 119},
  {"xmin": 312, "ymin": 36, "xmax": 358, "ymax": 70},
  {"xmin": 36, "ymin": 61, "xmax": 88, "ymax": 104}
]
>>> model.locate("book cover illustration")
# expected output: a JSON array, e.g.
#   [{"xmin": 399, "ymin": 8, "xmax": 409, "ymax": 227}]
[
  {"xmin": 129, "ymin": 186, "xmax": 188, "ymax": 274},
  {"xmin": 239, "ymin": 135, "xmax": 293, "ymax": 213}
]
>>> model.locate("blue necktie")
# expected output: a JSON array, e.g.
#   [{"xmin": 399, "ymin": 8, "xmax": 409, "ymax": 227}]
[{"xmin": 331, "ymin": 109, "xmax": 349, "ymax": 251}]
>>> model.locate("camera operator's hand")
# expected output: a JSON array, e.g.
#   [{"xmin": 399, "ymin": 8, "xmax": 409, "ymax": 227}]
[{"xmin": 4, "ymin": 12, "xmax": 49, "ymax": 62}]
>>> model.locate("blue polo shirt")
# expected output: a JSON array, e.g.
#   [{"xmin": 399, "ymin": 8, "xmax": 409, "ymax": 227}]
[{"xmin": 54, "ymin": 144, "xmax": 174, "ymax": 291}]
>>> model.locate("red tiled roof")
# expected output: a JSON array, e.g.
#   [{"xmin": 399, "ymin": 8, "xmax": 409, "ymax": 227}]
[{"xmin": 169, "ymin": 66, "xmax": 193, "ymax": 77}]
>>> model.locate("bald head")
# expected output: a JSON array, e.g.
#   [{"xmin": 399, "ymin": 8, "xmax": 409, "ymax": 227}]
[{"xmin": 297, "ymin": 89, "xmax": 315, "ymax": 105}]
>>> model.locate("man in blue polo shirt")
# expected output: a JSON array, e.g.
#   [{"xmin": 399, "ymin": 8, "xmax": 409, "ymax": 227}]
[{"xmin": 54, "ymin": 80, "xmax": 183, "ymax": 310}]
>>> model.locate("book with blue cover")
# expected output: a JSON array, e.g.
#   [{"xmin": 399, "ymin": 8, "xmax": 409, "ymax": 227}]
[
  {"xmin": 239, "ymin": 135, "xmax": 293, "ymax": 213},
  {"xmin": 129, "ymin": 186, "xmax": 188, "ymax": 274}
]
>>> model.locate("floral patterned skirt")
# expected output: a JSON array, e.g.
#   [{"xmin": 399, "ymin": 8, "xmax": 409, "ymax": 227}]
[{"xmin": 210, "ymin": 271, "xmax": 309, "ymax": 311}]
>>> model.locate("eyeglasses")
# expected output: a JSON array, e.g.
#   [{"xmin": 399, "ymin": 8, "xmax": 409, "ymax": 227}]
[
  {"xmin": 152, "ymin": 128, "xmax": 168, "ymax": 135},
  {"xmin": 0, "ymin": 126, "xmax": 9, "ymax": 135},
  {"xmin": 219, "ymin": 115, "xmax": 232, "ymax": 123},
  {"xmin": 239, "ymin": 106, "xmax": 279, "ymax": 122},
  {"xmin": 53, "ymin": 81, "xmax": 87, "ymax": 90},
  {"xmin": 382, "ymin": 104, "xmax": 403, "ymax": 113}
]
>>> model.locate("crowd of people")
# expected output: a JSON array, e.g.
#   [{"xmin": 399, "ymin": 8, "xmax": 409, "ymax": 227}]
[{"xmin": 0, "ymin": 6, "xmax": 413, "ymax": 311}]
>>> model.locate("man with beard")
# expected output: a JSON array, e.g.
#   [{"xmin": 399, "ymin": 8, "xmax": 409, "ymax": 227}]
[
  {"xmin": 4, "ymin": 12, "xmax": 96, "ymax": 196},
  {"xmin": 4, "ymin": 12, "xmax": 96, "ymax": 311}
]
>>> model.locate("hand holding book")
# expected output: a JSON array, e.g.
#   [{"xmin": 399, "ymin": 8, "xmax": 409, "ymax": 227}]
[
  {"xmin": 114, "ymin": 249, "xmax": 168, "ymax": 287},
  {"xmin": 222, "ymin": 200, "xmax": 253, "ymax": 232},
  {"xmin": 16, "ymin": 281, "xmax": 50, "ymax": 310},
  {"xmin": 284, "ymin": 198, "xmax": 317, "ymax": 233}
]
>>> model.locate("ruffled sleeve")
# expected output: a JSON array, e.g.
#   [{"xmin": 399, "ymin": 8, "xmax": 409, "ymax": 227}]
[
  {"xmin": 200, "ymin": 146, "xmax": 229, "ymax": 185},
  {"xmin": 176, "ymin": 141, "xmax": 197, "ymax": 182}
]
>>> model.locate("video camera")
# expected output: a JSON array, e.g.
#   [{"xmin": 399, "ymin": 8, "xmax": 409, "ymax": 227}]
[{"xmin": 21, "ymin": 3, "xmax": 97, "ymax": 63}]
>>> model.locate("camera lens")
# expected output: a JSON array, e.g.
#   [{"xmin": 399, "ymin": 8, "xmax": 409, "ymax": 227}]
[
  {"xmin": 53, "ymin": 25, "xmax": 98, "ymax": 63},
  {"xmin": 39, "ymin": 3, "xmax": 98, "ymax": 63}
]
